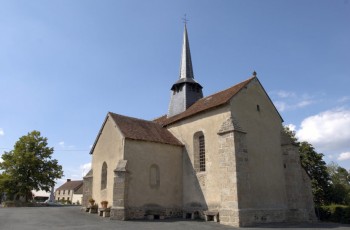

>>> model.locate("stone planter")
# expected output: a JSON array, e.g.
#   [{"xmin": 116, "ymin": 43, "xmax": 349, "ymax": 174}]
[
  {"xmin": 89, "ymin": 206, "xmax": 98, "ymax": 214},
  {"xmin": 100, "ymin": 201, "xmax": 108, "ymax": 209}
]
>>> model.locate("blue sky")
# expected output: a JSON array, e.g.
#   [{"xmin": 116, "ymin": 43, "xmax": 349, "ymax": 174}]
[{"xmin": 1, "ymin": 0, "xmax": 349, "ymax": 188}]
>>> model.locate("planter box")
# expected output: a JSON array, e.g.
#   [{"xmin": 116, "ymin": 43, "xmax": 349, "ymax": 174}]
[{"xmin": 89, "ymin": 208, "xmax": 98, "ymax": 214}]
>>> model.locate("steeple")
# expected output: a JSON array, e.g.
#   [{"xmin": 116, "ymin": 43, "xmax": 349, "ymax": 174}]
[
  {"xmin": 168, "ymin": 23, "xmax": 203, "ymax": 117},
  {"xmin": 179, "ymin": 24, "xmax": 194, "ymax": 80}
]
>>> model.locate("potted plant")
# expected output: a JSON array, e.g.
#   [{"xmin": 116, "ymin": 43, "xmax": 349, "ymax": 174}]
[
  {"xmin": 100, "ymin": 200, "xmax": 108, "ymax": 209},
  {"xmin": 88, "ymin": 198, "xmax": 95, "ymax": 206}
]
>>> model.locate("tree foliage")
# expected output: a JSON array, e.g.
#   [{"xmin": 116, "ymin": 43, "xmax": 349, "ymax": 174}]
[
  {"xmin": 0, "ymin": 130, "xmax": 63, "ymax": 201},
  {"xmin": 327, "ymin": 162, "xmax": 350, "ymax": 205},
  {"xmin": 298, "ymin": 141, "xmax": 331, "ymax": 205}
]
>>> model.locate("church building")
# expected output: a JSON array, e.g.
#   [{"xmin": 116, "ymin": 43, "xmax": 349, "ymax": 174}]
[{"xmin": 83, "ymin": 24, "xmax": 316, "ymax": 227}]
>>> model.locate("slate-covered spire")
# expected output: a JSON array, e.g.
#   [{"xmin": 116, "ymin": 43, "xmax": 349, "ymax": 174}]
[
  {"xmin": 179, "ymin": 24, "xmax": 194, "ymax": 79},
  {"xmin": 168, "ymin": 24, "xmax": 203, "ymax": 118}
]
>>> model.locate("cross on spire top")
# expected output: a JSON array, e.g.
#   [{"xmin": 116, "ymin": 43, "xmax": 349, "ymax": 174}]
[{"xmin": 182, "ymin": 14, "xmax": 189, "ymax": 25}]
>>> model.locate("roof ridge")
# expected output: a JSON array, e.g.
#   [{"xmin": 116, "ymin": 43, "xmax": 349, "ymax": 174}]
[
  {"xmin": 161, "ymin": 76, "xmax": 256, "ymax": 126},
  {"xmin": 199, "ymin": 76, "xmax": 255, "ymax": 101},
  {"xmin": 109, "ymin": 112, "xmax": 160, "ymax": 124},
  {"xmin": 153, "ymin": 114, "xmax": 167, "ymax": 121}
]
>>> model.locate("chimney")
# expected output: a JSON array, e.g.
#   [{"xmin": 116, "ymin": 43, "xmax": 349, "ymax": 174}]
[{"xmin": 67, "ymin": 179, "xmax": 71, "ymax": 182}]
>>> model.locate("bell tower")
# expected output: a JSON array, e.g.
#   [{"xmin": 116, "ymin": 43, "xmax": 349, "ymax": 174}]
[{"xmin": 167, "ymin": 23, "xmax": 203, "ymax": 117}]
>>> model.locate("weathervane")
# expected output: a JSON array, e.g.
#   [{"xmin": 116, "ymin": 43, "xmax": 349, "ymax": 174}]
[{"xmin": 182, "ymin": 14, "xmax": 189, "ymax": 25}]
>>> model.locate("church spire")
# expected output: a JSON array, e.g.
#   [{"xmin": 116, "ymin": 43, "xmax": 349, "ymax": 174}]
[
  {"xmin": 168, "ymin": 22, "xmax": 203, "ymax": 118},
  {"xmin": 179, "ymin": 24, "xmax": 194, "ymax": 80}
]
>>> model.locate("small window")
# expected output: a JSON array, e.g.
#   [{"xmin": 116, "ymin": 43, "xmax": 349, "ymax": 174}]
[
  {"xmin": 68, "ymin": 190, "xmax": 70, "ymax": 195},
  {"xmin": 63, "ymin": 190, "xmax": 65, "ymax": 195},
  {"xmin": 58, "ymin": 197, "xmax": 60, "ymax": 201},
  {"xmin": 257, "ymin": 104, "xmax": 260, "ymax": 111},
  {"xmin": 101, "ymin": 162, "xmax": 108, "ymax": 190},
  {"xmin": 58, "ymin": 190, "xmax": 60, "ymax": 195},
  {"xmin": 67, "ymin": 197, "xmax": 70, "ymax": 201}
]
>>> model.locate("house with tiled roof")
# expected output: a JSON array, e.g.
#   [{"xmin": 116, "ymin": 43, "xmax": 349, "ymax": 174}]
[
  {"xmin": 83, "ymin": 24, "xmax": 316, "ymax": 227},
  {"xmin": 55, "ymin": 179, "xmax": 83, "ymax": 204}
]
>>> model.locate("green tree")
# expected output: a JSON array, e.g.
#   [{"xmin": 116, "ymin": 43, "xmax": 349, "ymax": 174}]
[
  {"xmin": 299, "ymin": 141, "xmax": 331, "ymax": 205},
  {"xmin": 284, "ymin": 126, "xmax": 331, "ymax": 205},
  {"xmin": 327, "ymin": 162, "xmax": 350, "ymax": 204},
  {"xmin": 0, "ymin": 131, "xmax": 63, "ymax": 202}
]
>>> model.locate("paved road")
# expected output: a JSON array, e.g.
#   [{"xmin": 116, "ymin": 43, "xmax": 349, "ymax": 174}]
[{"xmin": 0, "ymin": 206, "xmax": 350, "ymax": 230}]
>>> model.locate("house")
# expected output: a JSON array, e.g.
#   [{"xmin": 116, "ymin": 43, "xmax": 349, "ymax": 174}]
[
  {"xmin": 83, "ymin": 24, "xmax": 316, "ymax": 227},
  {"xmin": 72, "ymin": 183, "xmax": 83, "ymax": 205},
  {"xmin": 55, "ymin": 179, "xmax": 83, "ymax": 204}
]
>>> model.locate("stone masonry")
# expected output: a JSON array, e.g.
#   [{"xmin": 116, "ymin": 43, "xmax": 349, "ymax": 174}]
[{"xmin": 82, "ymin": 170, "xmax": 93, "ymax": 208}]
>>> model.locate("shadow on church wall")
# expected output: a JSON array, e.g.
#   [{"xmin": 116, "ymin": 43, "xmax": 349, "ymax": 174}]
[{"xmin": 182, "ymin": 148, "xmax": 208, "ymax": 213}]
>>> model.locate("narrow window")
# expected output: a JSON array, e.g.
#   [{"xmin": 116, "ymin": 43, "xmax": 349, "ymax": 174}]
[
  {"xmin": 101, "ymin": 162, "xmax": 107, "ymax": 190},
  {"xmin": 199, "ymin": 135, "xmax": 206, "ymax": 172},
  {"xmin": 257, "ymin": 104, "xmax": 260, "ymax": 111},
  {"xmin": 149, "ymin": 164, "xmax": 160, "ymax": 188},
  {"xmin": 58, "ymin": 190, "xmax": 60, "ymax": 195},
  {"xmin": 63, "ymin": 190, "xmax": 65, "ymax": 195},
  {"xmin": 193, "ymin": 131, "xmax": 206, "ymax": 172},
  {"xmin": 68, "ymin": 190, "xmax": 70, "ymax": 195}
]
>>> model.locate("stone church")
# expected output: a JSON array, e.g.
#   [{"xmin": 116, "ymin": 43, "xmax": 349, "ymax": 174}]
[{"xmin": 83, "ymin": 25, "xmax": 316, "ymax": 226}]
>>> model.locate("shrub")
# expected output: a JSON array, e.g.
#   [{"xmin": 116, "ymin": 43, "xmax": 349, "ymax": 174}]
[{"xmin": 317, "ymin": 204, "xmax": 350, "ymax": 224}]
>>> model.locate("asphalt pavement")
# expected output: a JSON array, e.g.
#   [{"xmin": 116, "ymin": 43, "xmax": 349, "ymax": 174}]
[{"xmin": 0, "ymin": 206, "xmax": 349, "ymax": 230}]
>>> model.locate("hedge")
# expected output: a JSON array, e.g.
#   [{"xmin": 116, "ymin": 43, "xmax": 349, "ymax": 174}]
[{"xmin": 316, "ymin": 204, "xmax": 350, "ymax": 224}]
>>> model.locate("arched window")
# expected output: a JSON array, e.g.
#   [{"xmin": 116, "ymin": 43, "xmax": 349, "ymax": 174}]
[
  {"xmin": 101, "ymin": 162, "xmax": 107, "ymax": 190},
  {"xmin": 149, "ymin": 164, "xmax": 160, "ymax": 188},
  {"xmin": 193, "ymin": 131, "xmax": 205, "ymax": 172},
  {"xmin": 198, "ymin": 135, "xmax": 206, "ymax": 171}
]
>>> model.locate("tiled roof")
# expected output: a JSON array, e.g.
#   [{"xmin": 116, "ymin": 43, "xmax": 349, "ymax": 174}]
[
  {"xmin": 56, "ymin": 180, "xmax": 83, "ymax": 192},
  {"xmin": 154, "ymin": 77, "xmax": 255, "ymax": 126},
  {"xmin": 109, "ymin": 112, "xmax": 183, "ymax": 146},
  {"xmin": 74, "ymin": 184, "xmax": 83, "ymax": 194}
]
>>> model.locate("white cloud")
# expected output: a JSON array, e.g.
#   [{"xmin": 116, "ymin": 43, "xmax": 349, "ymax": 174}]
[
  {"xmin": 338, "ymin": 96, "xmax": 350, "ymax": 103},
  {"xmin": 274, "ymin": 100, "xmax": 315, "ymax": 112},
  {"xmin": 296, "ymin": 100, "xmax": 313, "ymax": 108},
  {"xmin": 80, "ymin": 162, "xmax": 91, "ymax": 176},
  {"xmin": 272, "ymin": 90, "xmax": 318, "ymax": 113},
  {"xmin": 58, "ymin": 141, "xmax": 75, "ymax": 149},
  {"xmin": 296, "ymin": 108, "xmax": 350, "ymax": 153},
  {"xmin": 286, "ymin": 124, "xmax": 296, "ymax": 132},
  {"xmin": 0, "ymin": 128, "xmax": 4, "ymax": 136},
  {"xmin": 277, "ymin": 90, "xmax": 296, "ymax": 98},
  {"xmin": 338, "ymin": 152, "xmax": 350, "ymax": 161},
  {"xmin": 275, "ymin": 101, "xmax": 287, "ymax": 112}
]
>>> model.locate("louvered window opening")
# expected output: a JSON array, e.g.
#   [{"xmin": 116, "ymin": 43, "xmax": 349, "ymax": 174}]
[{"xmin": 199, "ymin": 135, "xmax": 205, "ymax": 171}]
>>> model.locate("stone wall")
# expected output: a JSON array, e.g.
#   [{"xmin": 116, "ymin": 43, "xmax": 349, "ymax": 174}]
[
  {"xmin": 110, "ymin": 160, "xmax": 128, "ymax": 220},
  {"xmin": 217, "ymin": 117, "xmax": 250, "ymax": 226},
  {"xmin": 281, "ymin": 130, "xmax": 317, "ymax": 222},
  {"xmin": 125, "ymin": 207, "xmax": 183, "ymax": 219},
  {"xmin": 82, "ymin": 170, "xmax": 93, "ymax": 208}
]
